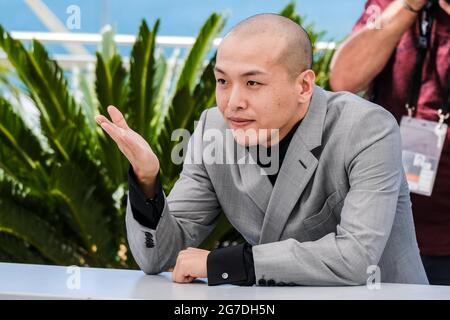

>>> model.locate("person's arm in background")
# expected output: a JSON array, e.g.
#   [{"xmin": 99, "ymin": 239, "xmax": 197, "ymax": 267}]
[{"xmin": 329, "ymin": 0, "xmax": 426, "ymax": 93}]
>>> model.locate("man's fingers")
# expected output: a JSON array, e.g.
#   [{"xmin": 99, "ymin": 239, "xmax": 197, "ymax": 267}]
[
  {"xmin": 172, "ymin": 254, "xmax": 195, "ymax": 283},
  {"xmin": 95, "ymin": 114, "xmax": 110, "ymax": 126},
  {"xmin": 96, "ymin": 117, "xmax": 123, "ymax": 144},
  {"xmin": 96, "ymin": 112, "xmax": 153, "ymax": 170},
  {"xmin": 172, "ymin": 264, "xmax": 185, "ymax": 283},
  {"xmin": 173, "ymin": 273, "xmax": 193, "ymax": 283},
  {"xmin": 107, "ymin": 105, "xmax": 130, "ymax": 130}
]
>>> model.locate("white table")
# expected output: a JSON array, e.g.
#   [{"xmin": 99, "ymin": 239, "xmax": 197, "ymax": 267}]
[{"xmin": 1, "ymin": 262, "xmax": 449, "ymax": 300}]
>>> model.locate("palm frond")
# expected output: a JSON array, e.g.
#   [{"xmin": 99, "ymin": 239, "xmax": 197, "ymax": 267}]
[
  {"xmin": 94, "ymin": 52, "xmax": 129, "ymax": 185},
  {"xmin": 125, "ymin": 19, "xmax": 160, "ymax": 140},
  {"xmin": 48, "ymin": 163, "xmax": 118, "ymax": 266},
  {"xmin": 156, "ymin": 13, "xmax": 226, "ymax": 187},
  {"xmin": 0, "ymin": 197, "xmax": 83, "ymax": 265},
  {"xmin": 0, "ymin": 96, "xmax": 48, "ymax": 190},
  {"xmin": 95, "ymin": 53, "xmax": 129, "ymax": 114},
  {"xmin": 0, "ymin": 232, "xmax": 48, "ymax": 264},
  {"xmin": 279, "ymin": 1, "xmax": 301, "ymax": 25},
  {"xmin": 175, "ymin": 13, "xmax": 225, "ymax": 94},
  {"xmin": 150, "ymin": 52, "xmax": 170, "ymax": 141},
  {"xmin": 0, "ymin": 26, "xmax": 86, "ymax": 162},
  {"xmin": 191, "ymin": 56, "xmax": 218, "ymax": 123}
]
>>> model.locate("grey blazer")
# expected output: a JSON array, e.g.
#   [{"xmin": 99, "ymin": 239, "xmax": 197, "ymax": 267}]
[{"xmin": 126, "ymin": 86, "xmax": 429, "ymax": 286}]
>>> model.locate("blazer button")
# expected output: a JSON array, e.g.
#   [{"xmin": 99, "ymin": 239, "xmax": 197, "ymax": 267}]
[
  {"xmin": 258, "ymin": 279, "xmax": 267, "ymax": 286},
  {"xmin": 221, "ymin": 272, "xmax": 229, "ymax": 280}
]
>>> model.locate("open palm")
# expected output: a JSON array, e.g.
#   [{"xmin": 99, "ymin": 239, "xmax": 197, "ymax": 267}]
[{"xmin": 95, "ymin": 105, "xmax": 160, "ymax": 186}]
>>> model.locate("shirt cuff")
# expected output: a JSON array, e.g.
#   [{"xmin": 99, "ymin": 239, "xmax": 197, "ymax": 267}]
[
  {"xmin": 207, "ymin": 242, "xmax": 256, "ymax": 286},
  {"xmin": 127, "ymin": 165, "xmax": 164, "ymax": 229}
]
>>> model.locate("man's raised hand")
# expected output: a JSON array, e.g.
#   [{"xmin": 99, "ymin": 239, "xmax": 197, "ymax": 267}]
[{"xmin": 95, "ymin": 105, "xmax": 160, "ymax": 198}]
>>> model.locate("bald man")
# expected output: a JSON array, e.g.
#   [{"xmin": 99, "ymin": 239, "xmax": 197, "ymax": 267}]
[{"xmin": 96, "ymin": 14, "xmax": 428, "ymax": 286}]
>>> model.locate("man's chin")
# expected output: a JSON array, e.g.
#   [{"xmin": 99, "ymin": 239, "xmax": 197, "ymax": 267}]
[
  {"xmin": 233, "ymin": 137, "xmax": 259, "ymax": 146},
  {"xmin": 231, "ymin": 128, "xmax": 258, "ymax": 146},
  {"xmin": 231, "ymin": 128, "xmax": 278, "ymax": 147}
]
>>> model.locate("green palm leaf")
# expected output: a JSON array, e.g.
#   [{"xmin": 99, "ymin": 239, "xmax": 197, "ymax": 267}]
[
  {"xmin": 175, "ymin": 13, "xmax": 225, "ymax": 93},
  {"xmin": 0, "ymin": 233, "xmax": 48, "ymax": 264},
  {"xmin": 150, "ymin": 52, "xmax": 170, "ymax": 140},
  {"xmin": 156, "ymin": 13, "xmax": 226, "ymax": 188},
  {"xmin": 0, "ymin": 26, "xmax": 86, "ymax": 162},
  {"xmin": 0, "ymin": 197, "xmax": 82, "ymax": 265},
  {"xmin": 95, "ymin": 53, "xmax": 129, "ymax": 114},
  {"xmin": 280, "ymin": 1, "xmax": 301, "ymax": 24},
  {"xmin": 125, "ymin": 19, "xmax": 160, "ymax": 140},
  {"xmin": 191, "ymin": 56, "xmax": 218, "ymax": 124},
  {"xmin": 0, "ymin": 250, "xmax": 14, "ymax": 262},
  {"xmin": 48, "ymin": 162, "xmax": 118, "ymax": 266},
  {"xmin": 0, "ymin": 96, "xmax": 48, "ymax": 190},
  {"xmin": 95, "ymin": 52, "xmax": 129, "ymax": 186}
]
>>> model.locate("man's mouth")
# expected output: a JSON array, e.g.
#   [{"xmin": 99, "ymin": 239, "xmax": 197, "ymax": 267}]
[{"xmin": 228, "ymin": 117, "xmax": 255, "ymax": 128}]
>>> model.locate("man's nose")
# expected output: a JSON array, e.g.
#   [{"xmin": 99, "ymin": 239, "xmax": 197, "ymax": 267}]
[{"xmin": 227, "ymin": 85, "xmax": 247, "ymax": 111}]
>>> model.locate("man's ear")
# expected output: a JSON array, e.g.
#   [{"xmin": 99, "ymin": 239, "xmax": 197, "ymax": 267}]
[{"xmin": 297, "ymin": 69, "xmax": 316, "ymax": 104}]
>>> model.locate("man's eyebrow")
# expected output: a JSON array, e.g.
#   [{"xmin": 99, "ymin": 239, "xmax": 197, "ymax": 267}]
[
  {"xmin": 214, "ymin": 67, "xmax": 226, "ymax": 74},
  {"xmin": 214, "ymin": 67, "xmax": 267, "ymax": 77},
  {"xmin": 241, "ymin": 70, "xmax": 267, "ymax": 76}
]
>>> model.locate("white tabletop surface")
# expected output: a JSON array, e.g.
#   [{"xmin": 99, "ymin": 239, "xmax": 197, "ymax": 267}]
[{"xmin": 1, "ymin": 262, "xmax": 449, "ymax": 300}]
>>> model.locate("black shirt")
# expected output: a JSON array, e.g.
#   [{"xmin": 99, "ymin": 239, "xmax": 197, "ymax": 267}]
[{"xmin": 128, "ymin": 120, "xmax": 301, "ymax": 286}]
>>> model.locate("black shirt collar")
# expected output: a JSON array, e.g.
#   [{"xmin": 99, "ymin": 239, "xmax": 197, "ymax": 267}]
[{"xmin": 247, "ymin": 119, "xmax": 302, "ymax": 170}]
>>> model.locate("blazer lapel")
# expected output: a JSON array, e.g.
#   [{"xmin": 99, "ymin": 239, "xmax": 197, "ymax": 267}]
[
  {"xmin": 236, "ymin": 144, "xmax": 273, "ymax": 214},
  {"xmin": 259, "ymin": 86, "xmax": 328, "ymax": 244}
]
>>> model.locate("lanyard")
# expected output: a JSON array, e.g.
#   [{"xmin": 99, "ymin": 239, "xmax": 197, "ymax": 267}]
[{"xmin": 405, "ymin": 1, "xmax": 449, "ymax": 124}]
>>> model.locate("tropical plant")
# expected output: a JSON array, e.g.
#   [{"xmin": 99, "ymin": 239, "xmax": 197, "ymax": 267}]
[
  {"xmin": 0, "ymin": 1, "xmax": 336, "ymax": 267},
  {"xmin": 0, "ymin": 12, "xmax": 226, "ymax": 268}
]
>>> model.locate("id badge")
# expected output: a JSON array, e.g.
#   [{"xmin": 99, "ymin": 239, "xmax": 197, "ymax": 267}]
[{"xmin": 400, "ymin": 116, "xmax": 447, "ymax": 196}]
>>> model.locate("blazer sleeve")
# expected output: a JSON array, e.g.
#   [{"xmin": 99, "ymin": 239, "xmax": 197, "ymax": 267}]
[
  {"xmin": 252, "ymin": 106, "xmax": 403, "ymax": 285},
  {"xmin": 125, "ymin": 109, "xmax": 222, "ymax": 274},
  {"xmin": 127, "ymin": 166, "xmax": 165, "ymax": 229}
]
